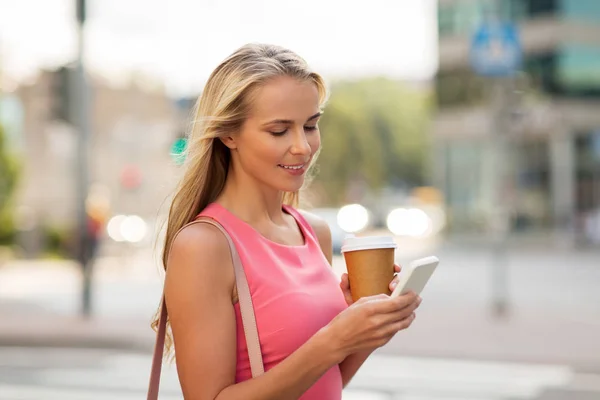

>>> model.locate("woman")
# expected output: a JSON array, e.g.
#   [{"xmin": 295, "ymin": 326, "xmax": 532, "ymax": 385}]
[{"xmin": 155, "ymin": 43, "xmax": 421, "ymax": 399}]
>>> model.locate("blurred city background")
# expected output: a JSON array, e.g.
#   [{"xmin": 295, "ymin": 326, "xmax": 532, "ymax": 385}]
[{"xmin": 1, "ymin": 0, "xmax": 599, "ymax": 399}]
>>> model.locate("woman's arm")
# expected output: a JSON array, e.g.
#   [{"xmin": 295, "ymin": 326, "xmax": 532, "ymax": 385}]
[
  {"xmin": 165, "ymin": 223, "xmax": 346, "ymax": 400},
  {"xmin": 298, "ymin": 211, "xmax": 373, "ymax": 387}
]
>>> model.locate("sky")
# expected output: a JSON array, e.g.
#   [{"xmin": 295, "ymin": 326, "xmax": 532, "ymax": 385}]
[{"xmin": 0, "ymin": 0, "xmax": 438, "ymax": 96}]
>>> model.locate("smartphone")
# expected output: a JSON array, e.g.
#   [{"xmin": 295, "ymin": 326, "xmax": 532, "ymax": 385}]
[{"xmin": 390, "ymin": 256, "xmax": 439, "ymax": 298}]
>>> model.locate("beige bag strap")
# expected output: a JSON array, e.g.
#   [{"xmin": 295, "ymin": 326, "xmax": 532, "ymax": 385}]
[{"xmin": 147, "ymin": 217, "xmax": 264, "ymax": 400}]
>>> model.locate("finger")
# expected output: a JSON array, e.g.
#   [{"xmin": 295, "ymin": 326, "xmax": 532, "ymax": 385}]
[
  {"xmin": 354, "ymin": 293, "xmax": 387, "ymax": 307},
  {"xmin": 389, "ymin": 275, "xmax": 400, "ymax": 291},
  {"xmin": 392, "ymin": 312, "xmax": 416, "ymax": 331},
  {"xmin": 378, "ymin": 313, "xmax": 416, "ymax": 339},
  {"xmin": 366, "ymin": 292, "xmax": 414, "ymax": 315},
  {"xmin": 395, "ymin": 291, "xmax": 418, "ymax": 306},
  {"xmin": 385, "ymin": 291, "xmax": 419, "ymax": 313},
  {"xmin": 399, "ymin": 312, "xmax": 417, "ymax": 330},
  {"xmin": 363, "ymin": 293, "xmax": 391, "ymax": 302},
  {"xmin": 340, "ymin": 273, "xmax": 350, "ymax": 289},
  {"xmin": 359, "ymin": 294, "xmax": 392, "ymax": 309},
  {"xmin": 407, "ymin": 297, "xmax": 422, "ymax": 314},
  {"xmin": 381, "ymin": 298, "xmax": 419, "ymax": 323},
  {"xmin": 339, "ymin": 274, "xmax": 355, "ymax": 306},
  {"xmin": 394, "ymin": 263, "xmax": 402, "ymax": 273}
]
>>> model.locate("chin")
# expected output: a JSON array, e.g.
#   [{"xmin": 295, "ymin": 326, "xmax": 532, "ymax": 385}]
[
  {"xmin": 256, "ymin": 167, "xmax": 308, "ymax": 193},
  {"xmin": 271, "ymin": 177, "xmax": 306, "ymax": 193},
  {"xmin": 278, "ymin": 181, "xmax": 305, "ymax": 193}
]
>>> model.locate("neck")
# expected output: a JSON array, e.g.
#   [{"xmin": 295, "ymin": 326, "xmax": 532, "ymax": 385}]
[{"xmin": 217, "ymin": 164, "xmax": 287, "ymax": 225}]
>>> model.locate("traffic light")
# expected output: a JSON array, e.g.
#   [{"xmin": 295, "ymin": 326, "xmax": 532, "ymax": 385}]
[
  {"xmin": 171, "ymin": 137, "xmax": 188, "ymax": 165},
  {"xmin": 50, "ymin": 66, "xmax": 76, "ymax": 125},
  {"xmin": 77, "ymin": 0, "xmax": 86, "ymax": 24}
]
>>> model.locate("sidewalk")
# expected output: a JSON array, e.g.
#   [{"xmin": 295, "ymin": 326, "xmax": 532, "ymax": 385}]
[
  {"xmin": 0, "ymin": 256, "xmax": 159, "ymax": 353},
  {"xmin": 2, "ymin": 296, "xmax": 599, "ymax": 373},
  {"xmin": 0, "ymin": 310, "xmax": 154, "ymax": 353},
  {"xmin": 385, "ymin": 303, "xmax": 600, "ymax": 372},
  {"xmin": 1, "ymin": 251, "xmax": 599, "ymax": 373}
]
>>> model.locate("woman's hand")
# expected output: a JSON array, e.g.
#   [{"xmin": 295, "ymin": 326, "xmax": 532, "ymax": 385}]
[
  {"xmin": 323, "ymin": 291, "xmax": 421, "ymax": 362},
  {"xmin": 340, "ymin": 263, "xmax": 403, "ymax": 306}
]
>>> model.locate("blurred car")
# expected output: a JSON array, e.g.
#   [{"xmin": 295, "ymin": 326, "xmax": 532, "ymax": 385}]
[{"xmin": 307, "ymin": 207, "xmax": 345, "ymax": 254}]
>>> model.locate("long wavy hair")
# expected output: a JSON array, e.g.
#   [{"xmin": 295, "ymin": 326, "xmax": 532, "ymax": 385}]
[{"xmin": 151, "ymin": 43, "xmax": 328, "ymax": 357}]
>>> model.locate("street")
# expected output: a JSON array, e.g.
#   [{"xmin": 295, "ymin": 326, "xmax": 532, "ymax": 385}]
[
  {"xmin": 3, "ymin": 241, "xmax": 600, "ymax": 322},
  {"xmin": 1, "ymin": 240, "xmax": 600, "ymax": 399},
  {"xmin": 2, "ymin": 346, "xmax": 599, "ymax": 400}
]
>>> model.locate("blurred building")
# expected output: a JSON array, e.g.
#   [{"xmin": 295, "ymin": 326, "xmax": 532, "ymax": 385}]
[
  {"xmin": 433, "ymin": 0, "xmax": 600, "ymax": 244},
  {"xmin": 12, "ymin": 69, "xmax": 183, "ymax": 254}
]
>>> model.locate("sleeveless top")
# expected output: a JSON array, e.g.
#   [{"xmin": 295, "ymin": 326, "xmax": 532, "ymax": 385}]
[{"xmin": 198, "ymin": 203, "xmax": 348, "ymax": 399}]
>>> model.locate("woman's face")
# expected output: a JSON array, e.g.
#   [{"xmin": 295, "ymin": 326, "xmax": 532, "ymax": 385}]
[{"xmin": 225, "ymin": 75, "xmax": 322, "ymax": 193}]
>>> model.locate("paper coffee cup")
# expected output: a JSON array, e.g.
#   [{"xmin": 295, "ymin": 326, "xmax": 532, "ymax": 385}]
[{"xmin": 341, "ymin": 235, "xmax": 397, "ymax": 302}]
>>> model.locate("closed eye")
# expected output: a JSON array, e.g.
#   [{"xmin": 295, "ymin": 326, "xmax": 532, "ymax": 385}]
[
  {"xmin": 270, "ymin": 129, "xmax": 287, "ymax": 136},
  {"xmin": 270, "ymin": 125, "xmax": 318, "ymax": 137}
]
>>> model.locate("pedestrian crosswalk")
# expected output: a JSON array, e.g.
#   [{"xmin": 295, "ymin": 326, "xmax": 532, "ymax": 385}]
[{"xmin": 0, "ymin": 346, "xmax": 597, "ymax": 399}]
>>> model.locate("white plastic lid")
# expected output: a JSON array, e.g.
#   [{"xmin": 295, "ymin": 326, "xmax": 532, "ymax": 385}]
[{"xmin": 341, "ymin": 235, "xmax": 397, "ymax": 253}]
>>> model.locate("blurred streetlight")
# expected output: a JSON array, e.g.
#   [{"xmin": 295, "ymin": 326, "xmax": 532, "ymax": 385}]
[
  {"xmin": 337, "ymin": 204, "xmax": 369, "ymax": 233},
  {"xmin": 386, "ymin": 207, "xmax": 432, "ymax": 237},
  {"xmin": 107, "ymin": 214, "xmax": 148, "ymax": 244}
]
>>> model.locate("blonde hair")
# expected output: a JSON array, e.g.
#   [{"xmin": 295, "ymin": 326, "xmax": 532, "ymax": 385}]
[{"xmin": 151, "ymin": 43, "xmax": 328, "ymax": 356}]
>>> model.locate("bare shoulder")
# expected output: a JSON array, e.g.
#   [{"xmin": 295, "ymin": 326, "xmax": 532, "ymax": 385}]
[
  {"xmin": 298, "ymin": 209, "xmax": 333, "ymax": 264},
  {"xmin": 165, "ymin": 221, "xmax": 235, "ymax": 299},
  {"xmin": 168, "ymin": 221, "xmax": 231, "ymax": 267}
]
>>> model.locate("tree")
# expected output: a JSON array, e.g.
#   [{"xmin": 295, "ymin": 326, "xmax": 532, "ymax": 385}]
[
  {"xmin": 0, "ymin": 123, "xmax": 20, "ymax": 244},
  {"xmin": 313, "ymin": 77, "xmax": 431, "ymax": 205}
]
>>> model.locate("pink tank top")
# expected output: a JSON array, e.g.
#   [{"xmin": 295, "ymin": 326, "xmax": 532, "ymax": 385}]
[{"xmin": 199, "ymin": 203, "xmax": 348, "ymax": 399}]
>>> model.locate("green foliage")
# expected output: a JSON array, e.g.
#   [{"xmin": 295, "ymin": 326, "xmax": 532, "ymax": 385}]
[
  {"xmin": 42, "ymin": 224, "xmax": 72, "ymax": 259},
  {"xmin": 314, "ymin": 77, "xmax": 432, "ymax": 205},
  {"xmin": 0, "ymin": 123, "xmax": 20, "ymax": 244}
]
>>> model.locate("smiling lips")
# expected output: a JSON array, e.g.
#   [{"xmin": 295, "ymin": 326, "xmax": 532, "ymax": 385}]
[{"xmin": 278, "ymin": 163, "xmax": 307, "ymax": 175}]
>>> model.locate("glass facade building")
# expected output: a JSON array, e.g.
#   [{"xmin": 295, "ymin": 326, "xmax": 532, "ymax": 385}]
[{"xmin": 435, "ymin": 0, "xmax": 600, "ymax": 240}]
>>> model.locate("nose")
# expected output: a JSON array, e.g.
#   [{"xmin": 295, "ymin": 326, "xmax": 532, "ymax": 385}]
[{"xmin": 290, "ymin": 129, "xmax": 311, "ymax": 156}]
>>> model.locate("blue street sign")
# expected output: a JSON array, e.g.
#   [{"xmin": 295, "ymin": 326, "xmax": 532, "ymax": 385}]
[{"xmin": 470, "ymin": 21, "xmax": 522, "ymax": 76}]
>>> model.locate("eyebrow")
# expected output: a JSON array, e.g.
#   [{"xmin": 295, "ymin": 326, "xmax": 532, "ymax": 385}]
[{"xmin": 262, "ymin": 112, "xmax": 322, "ymax": 126}]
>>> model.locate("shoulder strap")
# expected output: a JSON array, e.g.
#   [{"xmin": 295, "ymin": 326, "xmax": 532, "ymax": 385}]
[
  {"xmin": 147, "ymin": 217, "xmax": 264, "ymax": 400},
  {"xmin": 283, "ymin": 206, "xmax": 317, "ymax": 242}
]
